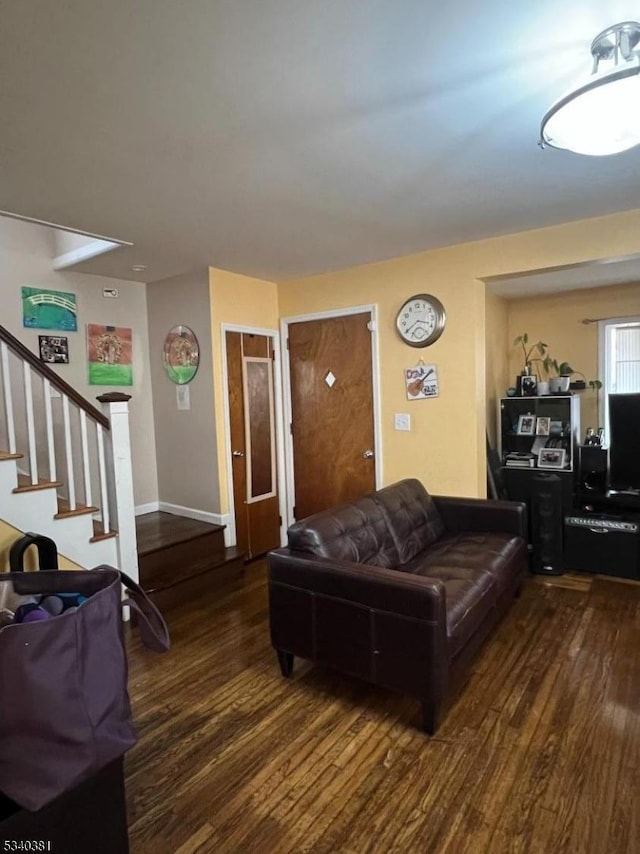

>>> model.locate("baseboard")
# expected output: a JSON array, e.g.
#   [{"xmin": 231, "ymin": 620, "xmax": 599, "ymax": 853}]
[
  {"xmin": 157, "ymin": 501, "xmax": 230, "ymax": 533},
  {"xmin": 135, "ymin": 501, "xmax": 160, "ymax": 516}
]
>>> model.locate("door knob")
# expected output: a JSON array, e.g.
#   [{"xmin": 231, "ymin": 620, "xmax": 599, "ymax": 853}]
[
  {"xmin": 362, "ymin": 450, "xmax": 374, "ymax": 459},
  {"xmin": 232, "ymin": 450, "xmax": 244, "ymax": 457}
]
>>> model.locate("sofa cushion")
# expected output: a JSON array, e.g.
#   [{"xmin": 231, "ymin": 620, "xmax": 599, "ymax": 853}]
[
  {"xmin": 374, "ymin": 479, "xmax": 445, "ymax": 564},
  {"xmin": 417, "ymin": 532, "xmax": 526, "ymax": 596},
  {"xmin": 286, "ymin": 495, "xmax": 401, "ymax": 567},
  {"xmin": 403, "ymin": 562, "xmax": 496, "ymax": 657}
]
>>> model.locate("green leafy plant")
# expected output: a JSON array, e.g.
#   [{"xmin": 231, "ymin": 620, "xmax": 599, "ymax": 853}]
[
  {"xmin": 513, "ymin": 335, "xmax": 602, "ymax": 389},
  {"xmin": 513, "ymin": 334, "xmax": 548, "ymax": 372},
  {"xmin": 541, "ymin": 359, "xmax": 602, "ymax": 390}
]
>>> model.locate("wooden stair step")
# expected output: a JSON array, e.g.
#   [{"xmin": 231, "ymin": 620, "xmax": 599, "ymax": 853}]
[
  {"xmin": 0, "ymin": 451, "xmax": 23, "ymax": 461},
  {"xmin": 143, "ymin": 547, "xmax": 245, "ymax": 613},
  {"xmin": 91, "ymin": 520, "xmax": 118, "ymax": 542},
  {"xmin": 136, "ymin": 511, "xmax": 244, "ymax": 612},
  {"xmin": 56, "ymin": 497, "xmax": 100, "ymax": 519},
  {"xmin": 136, "ymin": 511, "xmax": 226, "ymax": 556},
  {"xmin": 14, "ymin": 473, "xmax": 63, "ymax": 493}
]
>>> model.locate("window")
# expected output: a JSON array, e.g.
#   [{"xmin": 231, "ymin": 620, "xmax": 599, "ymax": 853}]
[{"xmin": 599, "ymin": 316, "xmax": 640, "ymax": 441}]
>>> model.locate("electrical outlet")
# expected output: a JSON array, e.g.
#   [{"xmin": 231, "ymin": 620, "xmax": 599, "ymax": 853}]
[{"xmin": 394, "ymin": 413, "xmax": 411, "ymax": 431}]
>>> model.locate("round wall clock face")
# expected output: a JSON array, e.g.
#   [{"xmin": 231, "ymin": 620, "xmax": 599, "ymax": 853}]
[
  {"xmin": 162, "ymin": 325, "xmax": 200, "ymax": 384},
  {"xmin": 396, "ymin": 294, "xmax": 446, "ymax": 347}
]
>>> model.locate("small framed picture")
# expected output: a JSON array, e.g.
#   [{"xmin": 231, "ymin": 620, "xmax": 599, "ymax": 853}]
[
  {"xmin": 519, "ymin": 374, "xmax": 537, "ymax": 396},
  {"xmin": 538, "ymin": 448, "xmax": 566, "ymax": 469},
  {"xmin": 536, "ymin": 416, "xmax": 551, "ymax": 436},
  {"xmin": 38, "ymin": 335, "xmax": 69, "ymax": 364},
  {"xmin": 516, "ymin": 414, "xmax": 536, "ymax": 435}
]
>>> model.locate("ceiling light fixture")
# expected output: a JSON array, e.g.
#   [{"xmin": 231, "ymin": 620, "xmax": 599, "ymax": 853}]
[
  {"xmin": 130, "ymin": 264, "xmax": 147, "ymax": 272},
  {"xmin": 540, "ymin": 21, "xmax": 640, "ymax": 156}
]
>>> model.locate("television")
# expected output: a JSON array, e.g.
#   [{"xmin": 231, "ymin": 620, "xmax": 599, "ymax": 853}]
[{"xmin": 608, "ymin": 393, "xmax": 640, "ymax": 493}]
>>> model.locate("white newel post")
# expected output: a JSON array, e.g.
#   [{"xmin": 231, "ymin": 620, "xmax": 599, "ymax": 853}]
[{"xmin": 97, "ymin": 392, "xmax": 139, "ymax": 584}]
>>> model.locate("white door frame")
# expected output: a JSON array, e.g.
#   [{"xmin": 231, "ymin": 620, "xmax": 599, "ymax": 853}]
[
  {"xmin": 280, "ymin": 304, "xmax": 383, "ymax": 528},
  {"xmin": 220, "ymin": 323, "xmax": 287, "ymax": 548}
]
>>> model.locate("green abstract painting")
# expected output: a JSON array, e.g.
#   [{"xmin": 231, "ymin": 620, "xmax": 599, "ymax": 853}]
[{"xmin": 22, "ymin": 287, "xmax": 78, "ymax": 331}]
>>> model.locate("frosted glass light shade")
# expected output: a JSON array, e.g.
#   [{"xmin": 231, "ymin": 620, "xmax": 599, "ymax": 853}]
[{"xmin": 541, "ymin": 64, "xmax": 640, "ymax": 155}]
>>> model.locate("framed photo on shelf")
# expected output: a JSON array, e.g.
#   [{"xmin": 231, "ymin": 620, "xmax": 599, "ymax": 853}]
[
  {"xmin": 516, "ymin": 414, "xmax": 535, "ymax": 435},
  {"xmin": 538, "ymin": 447, "xmax": 566, "ymax": 469},
  {"xmin": 536, "ymin": 416, "xmax": 551, "ymax": 436}
]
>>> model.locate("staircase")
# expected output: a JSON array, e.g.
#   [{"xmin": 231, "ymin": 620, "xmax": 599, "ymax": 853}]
[
  {"xmin": 0, "ymin": 325, "xmax": 132, "ymax": 574},
  {"xmin": 1, "ymin": 325, "xmax": 244, "ymax": 601},
  {"xmin": 136, "ymin": 512, "xmax": 244, "ymax": 610}
]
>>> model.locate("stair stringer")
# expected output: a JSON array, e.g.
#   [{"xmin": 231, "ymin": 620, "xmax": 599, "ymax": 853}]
[{"xmin": 0, "ymin": 458, "xmax": 119, "ymax": 569}]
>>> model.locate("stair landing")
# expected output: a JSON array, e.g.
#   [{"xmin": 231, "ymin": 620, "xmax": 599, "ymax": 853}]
[{"xmin": 136, "ymin": 512, "xmax": 244, "ymax": 611}]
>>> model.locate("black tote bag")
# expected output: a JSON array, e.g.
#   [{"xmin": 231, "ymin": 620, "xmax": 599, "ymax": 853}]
[{"xmin": 0, "ymin": 565, "xmax": 169, "ymax": 811}]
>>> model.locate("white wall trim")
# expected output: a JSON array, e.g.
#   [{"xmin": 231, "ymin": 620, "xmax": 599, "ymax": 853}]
[
  {"xmin": 157, "ymin": 501, "xmax": 231, "ymax": 543},
  {"xmin": 135, "ymin": 501, "xmax": 160, "ymax": 516},
  {"xmin": 280, "ymin": 303, "xmax": 383, "ymax": 529},
  {"xmin": 220, "ymin": 323, "xmax": 287, "ymax": 548}
]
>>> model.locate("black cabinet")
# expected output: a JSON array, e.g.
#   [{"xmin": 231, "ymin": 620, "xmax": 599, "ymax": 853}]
[
  {"xmin": 498, "ymin": 395, "xmax": 580, "ymax": 473},
  {"xmin": 498, "ymin": 397, "xmax": 580, "ymax": 571}
]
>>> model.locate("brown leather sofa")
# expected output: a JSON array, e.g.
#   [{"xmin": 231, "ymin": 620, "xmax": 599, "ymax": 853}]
[{"xmin": 268, "ymin": 478, "xmax": 528, "ymax": 733}]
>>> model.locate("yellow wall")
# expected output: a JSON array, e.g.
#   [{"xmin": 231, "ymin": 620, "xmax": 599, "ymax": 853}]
[
  {"xmin": 0, "ymin": 520, "xmax": 82, "ymax": 571},
  {"xmin": 278, "ymin": 208, "xmax": 640, "ymax": 498},
  {"xmin": 485, "ymin": 291, "xmax": 509, "ymax": 448},
  {"xmin": 206, "ymin": 208, "xmax": 640, "ymax": 509},
  {"xmin": 209, "ymin": 267, "xmax": 280, "ymax": 514},
  {"xmin": 507, "ymin": 281, "xmax": 640, "ymax": 434},
  {"xmin": 278, "ymin": 256, "xmax": 487, "ymax": 496}
]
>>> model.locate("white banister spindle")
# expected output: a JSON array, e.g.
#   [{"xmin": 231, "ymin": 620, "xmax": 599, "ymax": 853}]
[
  {"xmin": 43, "ymin": 378, "xmax": 57, "ymax": 481},
  {"xmin": 23, "ymin": 363, "xmax": 38, "ymax": 484},
  {"xmin": 79, "ymin": 410, "xmax": 92, "ymax": 507},
  {"xmin": 96, "ymin": 423, "xmax": 110, "ymax": 533},
  {"xmin": 99, "ymin": 394, "xmax": 138, "ymax": 582},
  {"xmin": 0, "ymin": 342, "xmax": 16, "ymax": 454},
  {"xmin": 62, "ymin": 395, "xmax": 76, "ymax": 510}
]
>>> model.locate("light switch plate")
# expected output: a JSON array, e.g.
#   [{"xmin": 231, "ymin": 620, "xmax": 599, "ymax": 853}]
[{"xmin": 394, "ymin": 413, "xmax": 411, "ymax": 431}]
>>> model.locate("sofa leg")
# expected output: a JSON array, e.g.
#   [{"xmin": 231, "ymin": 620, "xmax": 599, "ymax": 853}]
[
  {"xmin": 421, "ymin": 700, "xmax": 441, "ymax": 735},
  {"xmin": 276, "ymin": 650, "xmax": 294, "ymax": 678}
]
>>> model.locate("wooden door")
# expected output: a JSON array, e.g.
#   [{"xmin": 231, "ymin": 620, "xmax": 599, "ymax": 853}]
[
  {"xmin": 226, "ymin": 331, "xmax": 280, "ymax": 559},
  {"xmin": 288, "ymin": 312, "xmax": 376, "ymax": 520}
]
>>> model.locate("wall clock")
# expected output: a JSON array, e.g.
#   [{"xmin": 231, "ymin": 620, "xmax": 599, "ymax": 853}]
[
  {"xmin": 396, "ymin": 294, "xmax": 446, "ymax": 347},
  {"xmin": 162, "ymin": 325, "xmax": 200, "ymax": 384}
]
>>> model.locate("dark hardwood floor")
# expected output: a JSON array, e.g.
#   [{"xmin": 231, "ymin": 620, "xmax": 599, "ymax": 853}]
[{"xmin": 125, "ymin": 565, "xmax": 640, "ymax": 853}]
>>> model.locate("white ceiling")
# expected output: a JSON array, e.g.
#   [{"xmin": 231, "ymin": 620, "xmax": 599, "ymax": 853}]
[
  {"xmin": 485, "ymin": 254, "xmax": 640, "ymax": 298},
  {"xmin": 2, "ymin": 0, "xmax": 640, "ymax": 285}
]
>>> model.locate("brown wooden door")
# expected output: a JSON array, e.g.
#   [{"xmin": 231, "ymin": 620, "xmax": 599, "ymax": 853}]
[
  {"xmin": 226, "ymin": 331, "xmax": 280, "ymax": 559},
  {"xmin": 288, "ymin": 312, "xmax": 376, "ymax": 520}
]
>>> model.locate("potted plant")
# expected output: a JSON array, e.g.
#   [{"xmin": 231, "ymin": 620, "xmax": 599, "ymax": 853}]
[
  {"xmin": 513, "ymin": 334, "xmax": 548, "ymax": 375},
  {"xmin": 544, "ymin": 360, "xmax": 602, "ymax": 394}
]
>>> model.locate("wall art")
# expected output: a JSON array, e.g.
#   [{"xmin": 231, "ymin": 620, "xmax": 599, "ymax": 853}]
[
  {"xmin": 162, "ymin": 325, "xmax": 199, "ymax": 384},
  {"xmin": 87, "ymin": 324, "xmax": 133, "ymax": 386},
  {"xmin": 38, "ymin": 335, "xmax": 69, "ymax": 364},
  {"xmin": 22, "ymin": 286, "xmax": 78, "ymax": 331},
  {"xmin": 405, "ymin": 363, "xmax": 439, "ymax": 400}
]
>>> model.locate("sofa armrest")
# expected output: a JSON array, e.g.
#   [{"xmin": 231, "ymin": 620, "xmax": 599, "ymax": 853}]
[
  {"xmin": 432, "ymin": 495, "xmax": 527, "ymax": 539},
  {"xmin": 268, "ymin": 549, "xmax": 446, "ymax": 623}
]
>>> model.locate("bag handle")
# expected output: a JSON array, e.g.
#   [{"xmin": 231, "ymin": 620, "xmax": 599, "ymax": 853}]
[{"xmin": 118, "ymin": 570, "xmax": 170, "ymax": 653}]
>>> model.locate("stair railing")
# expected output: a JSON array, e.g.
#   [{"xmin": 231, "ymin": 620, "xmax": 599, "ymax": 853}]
[{"xmin": 0, "ymin": 325, "xmax": 138, "ymax": 578}]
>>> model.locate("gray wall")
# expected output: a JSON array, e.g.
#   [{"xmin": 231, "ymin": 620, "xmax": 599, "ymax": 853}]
[
  {"xmin": 146, "ymin": 270, "xmax": 220, "ymax": 514},
  {"xmin": 0, "ymin": 216, "xmax": 159, "ymax": 508}
]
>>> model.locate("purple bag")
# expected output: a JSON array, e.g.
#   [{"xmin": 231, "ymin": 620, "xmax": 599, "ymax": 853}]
[{"xmin": 0, "ymin": 565, "xmax": 169, "ymax": 811}]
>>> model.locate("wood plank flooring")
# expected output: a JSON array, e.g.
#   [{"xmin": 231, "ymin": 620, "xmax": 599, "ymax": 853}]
[{"xmin": 125, "ymin": 565, "xmax": 640, "ymax": 853}]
